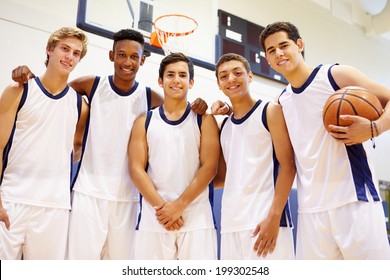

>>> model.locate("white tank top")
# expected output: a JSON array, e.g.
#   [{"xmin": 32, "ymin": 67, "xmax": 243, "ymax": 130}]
[
  {"xmin": 72, "ymin": 76, "xmax": 151, "ymax": 202},
  {"xmin": 137, "ymin": 104, "xmax": 215, "ymax": 232},
  {"xmin": 1, "ymin": 77, "xmax": 80, "ymax": 209},
  {"xmin": 279, "ymin": 64, "xmax": 380, "ymax": 213},
  {"xmin": 220, "ymin": 100, "xmax": 293, "ymax": 233}
]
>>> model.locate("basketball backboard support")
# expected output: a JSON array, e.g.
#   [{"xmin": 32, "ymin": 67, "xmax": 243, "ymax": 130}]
[{"xmin": 76, "ymin": 0, "xmax": 217, "ymax": 70}]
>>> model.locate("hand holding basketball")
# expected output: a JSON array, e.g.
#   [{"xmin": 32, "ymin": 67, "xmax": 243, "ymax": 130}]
[{"xmin": 323, "ymin": 86, "xmax": 383, "ymax": 132}]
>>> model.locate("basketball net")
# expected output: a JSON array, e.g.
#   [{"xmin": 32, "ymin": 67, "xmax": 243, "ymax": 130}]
[{"xmin": 152, "ymin": 14, "xmax": 198, "ymax": 55}]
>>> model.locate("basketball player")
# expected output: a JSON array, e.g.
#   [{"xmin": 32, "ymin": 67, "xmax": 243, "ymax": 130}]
[
  {"xmin": 0, "ymin": 27, "xmax": 89, "ymax": 259},
  {"xmin": 213, "ymin": 53, "xmax": 295, "ymax": 260},
  {"xmin": 258, "ymin": 21, "xmax": 390, "ymax": 259},
  {"xmin": 129, "ymin": 52, "xmax": 220, "ymax": 260},
  {"xmin": 11, "ymin": 29, "xmax": 207, "ymax": 260}
]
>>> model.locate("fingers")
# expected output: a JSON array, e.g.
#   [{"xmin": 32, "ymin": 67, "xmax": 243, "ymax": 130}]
[
  {"xmin": 12, "ymin": 66, "xmax": 32, "ymax": 84},
  {"xmin": 1, "ymin": 214, "xmax": 11, "ymax": 231},
  {"xmin": 190, "ymin": 98, "xmax": 208, "ymax": 115}
]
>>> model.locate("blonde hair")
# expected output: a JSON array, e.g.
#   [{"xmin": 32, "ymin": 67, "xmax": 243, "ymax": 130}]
[{"xmin": 45, "ymin": 27, "xmax": 88, "ymax": 67}]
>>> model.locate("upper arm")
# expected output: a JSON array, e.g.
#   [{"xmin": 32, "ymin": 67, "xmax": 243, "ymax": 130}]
[
  {"xmin": 150, "ymin": 89, "xmax": 164, "ymax": 109},
  {"xmin": 128, "ymin": 115, "xmax": 148, "ymax": 171},
  {"xmin": 199, "ymin": 114, "xmax": 221, "ymax": 171},
  {"xmin": 331, "ymin": 65, "xmax": 390, "ymax": 108},
  {"xmin": 266, "ymin": 102, "xmax": 295, "ymax": 167},
  {"xmin": 69, "ymin": 76, "xmax": 96, "ymax": 98},
  {"xmin": 74, "ymin": 97, "xmax": 89, "ymax": 147},
  {"xmin": 0, "ymin": 84, "xmax": 24, "ymax": 152}
]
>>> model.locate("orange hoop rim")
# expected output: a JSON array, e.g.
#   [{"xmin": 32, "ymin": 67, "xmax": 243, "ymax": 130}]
[{"xmin": 153, "ymin": 14, "xmax": 198, "ymax": 37}]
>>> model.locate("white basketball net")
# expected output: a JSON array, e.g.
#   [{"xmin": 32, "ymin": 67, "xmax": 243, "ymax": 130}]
[{"xmin": 154, "ymin": 14, "xmax": 198, "ymax": 55}]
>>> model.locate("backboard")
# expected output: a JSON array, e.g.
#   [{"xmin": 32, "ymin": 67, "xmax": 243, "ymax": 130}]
[{"xmin": 76, "ymin": 0, "xmax": 217, "ymax": 70}]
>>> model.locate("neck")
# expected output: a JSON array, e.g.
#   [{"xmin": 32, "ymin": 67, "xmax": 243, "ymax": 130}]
[
  {"xmin": 285, "ymin": 63, "xmax": 314, "ymax": 88},
  {"xmin": 231, "ymin": 95, "xmax": 256, "ymax": 119},
  {"xmin": 39, "ymin": 70, "xmax": 69, "ymax": 95},
  {"xmin": 162, "ymin": 99, "xmax": 188, "ymax": 121},
  {"xmin": 112, "ymin": 75, "xmax": 136, "ymax": 92}
]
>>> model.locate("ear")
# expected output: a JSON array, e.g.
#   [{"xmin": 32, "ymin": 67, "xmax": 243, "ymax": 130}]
[
  {"xmin": 189, "ymin": 79, "xmax": 194, "ymax": 89},
  {"xmin": 297, "ymin": 38, "xmax": 304, "ymax": 53},
  {"xmin": 248, "ymin": 71, "xmax": 254, "ymax": 83},
  {"xmin": 109, "ymin": 50, "xmax": 114, "ymax": 62},
  {"xmin": 140, "ymin": 54, "xmax": 146, "ymax": 66},
  {"xmin": 158, "ymin": 77, "xmax": 163, "ymax": 88}
]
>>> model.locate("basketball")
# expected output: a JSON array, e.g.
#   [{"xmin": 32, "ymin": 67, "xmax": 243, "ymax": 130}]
[{"xmin": 323, "ymin": 86, "xmax": 383, "ymax": 132}]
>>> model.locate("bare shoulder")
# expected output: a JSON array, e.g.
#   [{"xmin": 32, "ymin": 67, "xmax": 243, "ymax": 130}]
[{"xmin": 1, "ymin": 82, "xmax": 24, "ymax": 100}]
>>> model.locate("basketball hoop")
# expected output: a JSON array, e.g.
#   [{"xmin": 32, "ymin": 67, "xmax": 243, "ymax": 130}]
[{"xmin": 151, "ymin": 14, "xmax": 198, "ymax": 55}]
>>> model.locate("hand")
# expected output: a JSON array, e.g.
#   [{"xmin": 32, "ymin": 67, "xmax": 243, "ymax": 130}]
[
  {"xmin": 211, "ymin": 100, "xmax": 230, "ymax": 115},
  {"xmin": 328, "ymin": 115, "xmax": 372, "ymax": 146},
  {"xmin": 154, "ymin": 201, "xmax": 185, "ymax": 228},
  {"xmin": 164, "ymin": 217, "xmax": 184, "ymax": 231},
  {"xmin": 190, "ymin": 98, "xmax": 208, "ymax": 115},
  {"xmin": 12, "ymin": 65, "xmax": 35, "ymax": 84},
  {"xmin": 252, "ymin": 216, "xmax": 280, "ymax": 258},
  {"xmin": 0, "ymin": 206, "xmax": 10, "ymax": 230}
]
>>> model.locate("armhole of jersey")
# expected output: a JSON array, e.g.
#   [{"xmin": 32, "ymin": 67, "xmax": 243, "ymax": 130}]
[
  {"xmin": 146, "ymin": 87, "xmax": 152, "ymax": 110},
  {"xmin": 197, "ymin": 114, "xmax": 202, "ymax": 131},
  {"xmin": 220, "ymin": 116, "xmax": 229, "ymax": 131},
  {"xmin": 328, "ymin": 63, "xmax": 340, "ymax": 91},
  {"xmin": 17, "ymin": 82, "xmax": 29, "ymax": 111},
  {"xmin": 145, "ymin": 111, "xmax": 153, "ymax": 132},
  {"xmin": 89, "ymin": 76, "xmax": 100, "ymax": 103},
  {"xmin": 277, "ymin": 88, "xmax": 286, "ymax": 105},
  {"xmin": 76, "ymin": 94, "xmax": 82, "ymax": 121},
  {"xmin": 262, "ymin": 101, "xmax": 270, "ymax": 132}
]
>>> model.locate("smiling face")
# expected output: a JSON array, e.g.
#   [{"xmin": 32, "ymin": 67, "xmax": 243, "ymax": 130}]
[
  {"xmin": 46, "ymin": 37, "xmax": 83, "ymax": 74},
  {"xmin": 158, "ymin": 61, "xmax": 194, "ymax": 100},
  {"xmin": 109, "ymin": 39, "xmax": 145, "ymax": 85},
  {"xmin": 216, "ymin": 59, "xmax": 253, "ymax": 101},
  {"xmin": 263, "ymin": 30, "xmax": 304, "ymax": 79}
]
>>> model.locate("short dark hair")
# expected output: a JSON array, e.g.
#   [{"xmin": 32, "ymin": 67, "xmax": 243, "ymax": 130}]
[
  {"xmin": 112, "ymin": 29, "xmax": 145, "ymax": 51},
  {"xmin": 158, "ymin": 52, "xmax": 194, "ymax": 80},
  {"xmin": 215, "ymin": 53, "xmax": 251, "ymax": 79},
  {"xmin": 259, "ymin": 22, "xmax": 303, "ymax": 56}
]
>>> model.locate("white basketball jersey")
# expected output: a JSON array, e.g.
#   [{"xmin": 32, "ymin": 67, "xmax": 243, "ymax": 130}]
[
  {"xmin": 220, "ymin": 100, "xmax": 293, "ymax": 234},
  {"xmin": 137, "ymin": 104, "xmax": 215, "ymax": 232},
  {"xmin": 279, "ymin": 64, "xmax": 380, "ymax": 213},
  {"xmin": 1, "ymin": 77, "xmax": 80, "ymax": 209},
  {"xmin": 73, "ymin": 76, "xmax": 151, "ymax": 202}
]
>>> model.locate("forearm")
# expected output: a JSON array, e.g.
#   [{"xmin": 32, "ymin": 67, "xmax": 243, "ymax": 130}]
[
  {"xmin": 176, "ymin": 163, "xmax": 217, "ymax": 209},
  {"xmin": 131, "ymin": 167, "xmax": 165, "ymax": 207},
  {"xmin": 376, "ymin": 101, "xmax": 390, "ymax": 136}
]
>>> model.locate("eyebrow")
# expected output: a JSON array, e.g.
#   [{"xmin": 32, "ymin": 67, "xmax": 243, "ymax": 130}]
[{"xmin": 266, "ymin": 40, "xmax": 289, "ymax": 53}]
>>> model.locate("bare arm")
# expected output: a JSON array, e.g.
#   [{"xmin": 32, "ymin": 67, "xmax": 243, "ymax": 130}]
[
  {"xmin": 68, "ymin": 76, "xmax": 97, "ymax": 99},
  {"xmin": 252, "ymin": 102, "xmax": 296, "ymax": 257},
  {"xmin": 213, "ymin": 144, "xmax": 226, "ymax": 189},
  {"xmin": 0, "ymin": 83, "xmax": 24, "ymax": 230},
  {"xmin": 155, "ymin": 114, "xmax": 221, "ymax": 226},
  {"xmin": 73, "ymin": 97, "xmax": 89, "ymax": 163},
  {"xmin": 329, "ymin": 65, "xmax": 390, "ymax": 144}
]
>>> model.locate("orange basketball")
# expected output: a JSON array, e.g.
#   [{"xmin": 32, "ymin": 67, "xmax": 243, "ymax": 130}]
[{"xmin": 323, "ymin": 86, "xmax": 383, "ymax": 132}]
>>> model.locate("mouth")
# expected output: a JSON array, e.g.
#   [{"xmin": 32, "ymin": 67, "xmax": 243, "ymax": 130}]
[
  {"xmin": 60, "ymin": 60, "xmax": 72, "ymax": 69},
  {"xmin": 227, "ymin": 84, "xmax": 240, "ymax": 90},
  {"xmin": 120, "ymin": 67, "xmax": 134, "ymax": 73},
  {"xmin": 277, "ymin": 59, "xmax": 288, "ymax": 66}
]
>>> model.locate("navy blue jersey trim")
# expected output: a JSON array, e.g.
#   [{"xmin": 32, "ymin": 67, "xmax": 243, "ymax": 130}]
[
  {"xmin": 145, "ymin": 111, "xmax": 153, "ymax": 132},
  {"xmin": 159, "ymin": 103, "xmax": 191, "ymax": 125},
  {"xmin": 262, "ymin": 101, "xmax": 270, "ymax": 131},
  {"xmin": 35, "ymin": 77, "xmax": 69, "ymax": 99},
  {"xmin": 108, "ymin": 75, "xmax": 139, "ymax": 96},
  {"xmin": 146, "ymin": 87, "xmax": 152, "ymax": 110},
  {"xmin": 346, "ymin": 144, "xmax": 380, "ymax": 201},
  {"xmin": 89, "ymin": 76, "xmax": 100, "ymax": 103},
  {"xmin": 197, "ymin": 114, "xmax": 202, "ymax": 130},
  {"xmin": 291, "ymin": 64, "xmax": 322, "ymax": 94},
  {"xmin": 231, "ymin": 99, "xmax": 262, "ymax": 124},
  {"xmin": 328, "ymin": 63, "xmax": 340, "ymax": 91}
]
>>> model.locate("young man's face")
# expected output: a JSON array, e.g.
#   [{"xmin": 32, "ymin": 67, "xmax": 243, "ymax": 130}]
[
  {"xmin": 264, "ymin": 31, "xmax": 303, "ymax": 76},
  {"xmin": 216, "ymin": 60, "xmax": 252, "ymax": 100},
  {"xmin": 109, "ymin": 40, "xmax": 145, "ymax": 82},
  {"xmin": 158, "ymin": 61, "xmax": 194, "ymax": 99},
  {"xmin": 47, "ymin": 37, "xmax": 83, "ymax": 74}
]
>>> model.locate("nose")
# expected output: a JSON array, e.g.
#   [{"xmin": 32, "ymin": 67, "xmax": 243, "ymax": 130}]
[
  {"xmin": 275, "ymin": 48, "xmax": 283, "ymax": 57},
  {"xmin": 228, "ymin": 73, "xmax": 236, "ymax": 82}
]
